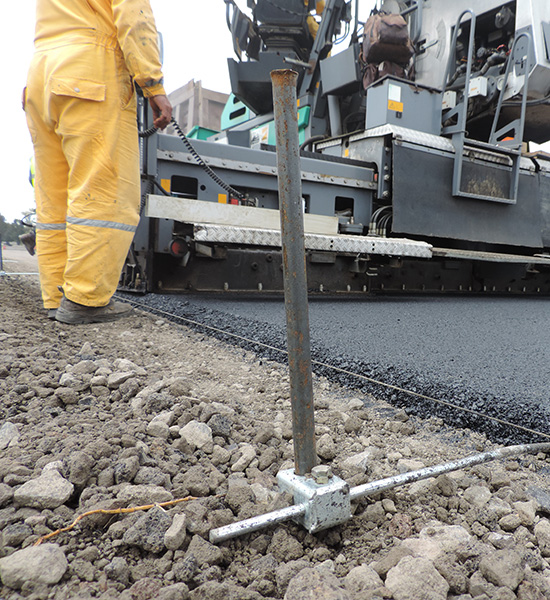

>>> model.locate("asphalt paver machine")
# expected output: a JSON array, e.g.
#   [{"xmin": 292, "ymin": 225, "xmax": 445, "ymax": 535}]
[{"xmin": 124, "ymin": 0, "xmax": 550, "ymax": 295}]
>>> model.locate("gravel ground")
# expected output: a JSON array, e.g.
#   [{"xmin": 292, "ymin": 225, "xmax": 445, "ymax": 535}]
[{"xmin": 2, "ymin": 260, "xmax": 550, "ymax": 600}]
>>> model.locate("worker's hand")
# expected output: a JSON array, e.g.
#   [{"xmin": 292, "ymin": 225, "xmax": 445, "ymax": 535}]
[{"xmin": 149, "ymin": 95, "xmax": 172, "ymax": 130}]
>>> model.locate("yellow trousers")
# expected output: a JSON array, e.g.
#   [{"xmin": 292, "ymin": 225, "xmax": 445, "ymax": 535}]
[{"xmin": 25, "ymin": 36, "xmax": 140, "ymax": 309}]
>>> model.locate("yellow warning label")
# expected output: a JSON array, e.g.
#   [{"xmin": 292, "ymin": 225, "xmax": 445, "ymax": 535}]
[
  {"xmin": 218, "ymin": 194, "xmax": 228, "ymax": 204},
  {"xmin": 388, "ymin": 100, "xmax": 404, "ymax": 113},
  {"xmin": 160, "ymin": 179, "xmax": 171, "ymax": 193}
]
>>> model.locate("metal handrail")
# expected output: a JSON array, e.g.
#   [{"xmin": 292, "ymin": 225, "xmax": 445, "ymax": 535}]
[
  {"xmin": 489, "ymin": 31, "xmax": 533, "ymax": 149},
  {"xmin": 442, "ymin": 12, "xmax": 532, "ymax": 204}
]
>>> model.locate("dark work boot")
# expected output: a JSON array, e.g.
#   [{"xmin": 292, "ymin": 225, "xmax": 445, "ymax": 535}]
[{"xmin": 55, "ymin": 295, "xmax": 133, "ymax": 324}]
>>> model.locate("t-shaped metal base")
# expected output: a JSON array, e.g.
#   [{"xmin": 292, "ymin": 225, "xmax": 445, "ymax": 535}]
[
  {"xmin": 276, "ymin": 468, "xmax": 351, "ymax": 533},
  {"xmin": 209, "ymin": 443, "xmax": 550, "ymax": 544}
]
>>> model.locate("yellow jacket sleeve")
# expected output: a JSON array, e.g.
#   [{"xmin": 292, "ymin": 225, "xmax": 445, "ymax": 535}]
[{"xmin": 111, "ymin": 0, "xmax": 166, "ymax": 97}]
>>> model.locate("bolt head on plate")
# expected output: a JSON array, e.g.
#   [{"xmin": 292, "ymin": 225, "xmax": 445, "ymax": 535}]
[{"xmin": 312, "ymin": 465, "xmax": 332, "ymax": 484}]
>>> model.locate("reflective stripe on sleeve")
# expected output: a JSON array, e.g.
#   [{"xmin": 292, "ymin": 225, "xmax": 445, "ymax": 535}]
[
  {"xmin": 66, "ymin": 216, "xmax": 137, "ymax": 233},
  {"xmin": 36, "ymin": 222, "xmax": 66, "ymax": 230}
]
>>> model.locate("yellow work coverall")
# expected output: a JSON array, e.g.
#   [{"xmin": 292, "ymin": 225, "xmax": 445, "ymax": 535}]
[
  {"xmin": 306, "ymin": 0, "xmax": 325, "ymax": 39},
  {"xmin": 25, "ymin": 0, "xmax": 166, "ymax": 309}
]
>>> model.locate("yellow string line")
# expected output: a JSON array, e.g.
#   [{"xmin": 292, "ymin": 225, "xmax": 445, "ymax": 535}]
[{"xmin": 33, "ymin": 496, "xmax": 199, "ymax": 546}]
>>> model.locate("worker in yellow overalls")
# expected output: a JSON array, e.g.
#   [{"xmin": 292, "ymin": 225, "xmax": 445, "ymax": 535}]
[
  {"xmin": 24, "ymin": 0, "xmax": 172, "ymax": 323},
  {"xmin": 306, "ymin": 0, "xmax": 326, "ymax": 39}
]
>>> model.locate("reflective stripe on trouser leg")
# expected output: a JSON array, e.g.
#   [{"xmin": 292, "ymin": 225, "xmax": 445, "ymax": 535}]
[
  {"xmin": 35, "ymin": 223, "xmax": 68, "ymax": 309},
  {"xmin": 64, "ymin": 218, "xmax": 136, "ymax": 306},
  {"xmin": 35, "ymin": 228, "xmax": 67, "ymax": 308}
]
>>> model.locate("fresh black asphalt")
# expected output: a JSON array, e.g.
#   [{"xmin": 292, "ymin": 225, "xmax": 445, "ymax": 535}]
[{"xmin": 135, "ymin": 293, "xmax": 550, "ymax": 445}]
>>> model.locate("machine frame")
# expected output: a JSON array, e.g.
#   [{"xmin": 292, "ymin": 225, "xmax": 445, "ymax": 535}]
[{"xmin": 121, "ymin": 0, "xmax": 550, "ymax": 295}]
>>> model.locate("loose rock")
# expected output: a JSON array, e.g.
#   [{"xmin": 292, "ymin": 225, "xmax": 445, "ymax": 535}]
[
  {"xmin": 284, "ymin": 567, "xmax": 351, "ymax": 600},
  {"xmin": 385, "ymin": 556, "xmax": 449, "ymax": 600},
  {"xmin": 0, "ymin": 544, "xmax": 68, "ymax": 589},
  {"xmin": 164, "ymin": 513, "xmax": 187, "ymax": 551},
  {"xmin": 123, "ymin": 506, "xmax": 173, "ymax": 553},
  {"xmin": 0, "ymin": 422, "xmax": 19, "ymax": 450},
  {"xmin": 179, "ymin": 421, "xmax": 213, "ymax": 451},
  {"xmin": 479, "ymin": 549, "xmax": 525, "ymax": 590},
  {"xmin": 13, "ymin": 469, "xmax": 74, "ymax": 509}
]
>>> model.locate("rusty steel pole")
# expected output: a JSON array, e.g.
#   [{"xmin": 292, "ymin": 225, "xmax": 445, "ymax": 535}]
[{"xmin": 271, "ymin": 69, "xmax": 317, "ymax": 476}]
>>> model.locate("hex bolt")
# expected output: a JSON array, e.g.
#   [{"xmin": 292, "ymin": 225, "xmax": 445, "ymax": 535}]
[{"xmin": 312, "ymin": 465, "xmax": 332, "ymax": 484}]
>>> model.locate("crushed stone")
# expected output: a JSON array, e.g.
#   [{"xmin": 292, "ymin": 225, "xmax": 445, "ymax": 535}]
[{"xmin": 1, "ymin": 276, "xmax": 550, "ymax": 599}]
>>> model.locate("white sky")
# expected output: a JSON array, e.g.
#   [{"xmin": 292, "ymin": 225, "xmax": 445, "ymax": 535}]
[{"xmin": 2, "ymin": 1, "xmax": 374, "ymax": 223}]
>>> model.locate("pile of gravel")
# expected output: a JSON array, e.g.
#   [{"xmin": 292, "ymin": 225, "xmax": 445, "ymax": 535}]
[{"xmin": 2, "ymin": 277, "xmax": 550, "ymax": 600}]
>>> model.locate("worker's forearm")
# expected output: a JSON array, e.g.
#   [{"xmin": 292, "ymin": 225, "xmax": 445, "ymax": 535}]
[{"xmin": 111, "ymin": 0, "xmax": 166, "ymax": 97}]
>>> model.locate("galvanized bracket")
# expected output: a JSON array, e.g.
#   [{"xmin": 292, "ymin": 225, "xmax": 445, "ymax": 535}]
[{"xmin": 277, "ymin": 468, "xmax": 351, "ymax": 533}]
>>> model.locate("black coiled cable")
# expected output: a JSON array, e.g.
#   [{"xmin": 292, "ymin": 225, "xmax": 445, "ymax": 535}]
[
  {"xmin": 138, "ymin": 125, "xmax": 158, "ymax": 138},
  {"xmin": 261, "ymin": 0, "xmax": 307, "ymax": 17},
  {"xmin": 139, "ymin": 117, "xmax": 245, "ymax": 201},
  {"xmin": 169, "ymin": 118, "xmax": 245, "ymax": 201}
]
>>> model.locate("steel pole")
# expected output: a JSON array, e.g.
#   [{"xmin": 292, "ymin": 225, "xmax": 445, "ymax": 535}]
[{"xmin": 271, "ymin": 69, "xmax": 317, "ymax": 476}]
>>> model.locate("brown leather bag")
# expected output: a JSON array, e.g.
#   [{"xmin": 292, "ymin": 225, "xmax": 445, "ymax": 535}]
[
  {"xmin": 362, "ymin": 13, "xmax": 413, "ymax": 65},
  {"xmin": 363, "ymin": 60, "xmax": 407, "ymax": 89}
]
